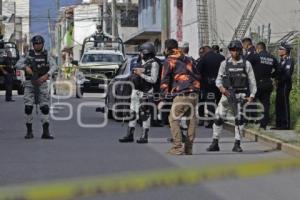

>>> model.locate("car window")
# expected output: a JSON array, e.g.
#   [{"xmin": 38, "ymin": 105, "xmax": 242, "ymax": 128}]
[{"xmin": 82, "ymin": 54, "xmax": 124, "ymax": 64}]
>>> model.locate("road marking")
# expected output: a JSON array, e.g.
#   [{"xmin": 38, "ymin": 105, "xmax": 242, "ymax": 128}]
[{"xmin": 0, "ymin": 158, "xmax": 300, "ymax": 200}]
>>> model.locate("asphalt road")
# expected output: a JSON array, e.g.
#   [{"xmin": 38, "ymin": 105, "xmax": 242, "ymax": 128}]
[{"xmin": 0, "ymin": 92, "xmax": 299, "ymax": 200}]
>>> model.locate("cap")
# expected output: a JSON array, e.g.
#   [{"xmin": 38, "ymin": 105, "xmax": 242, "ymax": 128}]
[{"xmin": 279, "ymin": 43, "xmax": 292, "ymax": 51}]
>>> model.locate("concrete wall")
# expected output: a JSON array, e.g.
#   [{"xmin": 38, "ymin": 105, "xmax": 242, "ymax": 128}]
[
  {"xmin": 138, "ymin": 0, "xmax": 161, "ymax": 31},
  {"xmin": 170, "ymin": 0, "xmax": 199, "ymax": 59},
  {"xmin": 73, "ymin": 4, "xmax": 101, "ymax": 60}
]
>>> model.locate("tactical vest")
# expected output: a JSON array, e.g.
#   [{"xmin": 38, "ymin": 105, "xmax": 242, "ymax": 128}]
[
  {"xmin": 131, "ymin": 59, "xmax": 155, "ymax": 93},
  {"xmin": 223, "ymin": 59, "xmax": 249, "ymax": 93},
  {"xmin": 26, "ymin": 50, "xmax": 49, "ymax": 79}
]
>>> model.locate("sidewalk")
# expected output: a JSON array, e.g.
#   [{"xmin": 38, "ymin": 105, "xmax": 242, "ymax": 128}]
[{"xmin": 225, "ymin": 123, "xmax": 300, "ymax": 157}]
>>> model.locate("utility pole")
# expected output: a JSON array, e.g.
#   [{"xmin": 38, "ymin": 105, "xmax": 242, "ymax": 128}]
[
  {"xmin": 48, "ymin": 9, "xmax": 52, "ymax": 53},
  {"xmin": 0, "ymin": 0, "xmax": 3, "ymax": 37},
  {"xmin": 102, "ymin": 0, "xmax": 107, "ymax": 33},
  {"xmin": 267, "ymin": 23, "xmax": 271, "ymax": 45},
  {"xmin": 111, "ymin": 0, "xmax": 118, "ymax": 38},
  {"xmin": 161, "ymin": 0, "xmax": 170, "ymax": 50}
]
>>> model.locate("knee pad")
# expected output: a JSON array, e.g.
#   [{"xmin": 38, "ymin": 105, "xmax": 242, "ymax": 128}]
[
  {"xmin": 214, "ymin": 118, "xmax": 224, "ymax": 126},
  {"xmin": 25, "ymin": 105, "xmax": 33, "ymax": 115},
  {"xmin": 40, "ymin": 105, "xmax": 49, "ymax": 115}
]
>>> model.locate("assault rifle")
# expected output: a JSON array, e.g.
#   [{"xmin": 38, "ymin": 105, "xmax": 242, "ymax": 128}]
[{"xmin": 25, "ymin": 57, "xmax": 40, "ymax": 113}]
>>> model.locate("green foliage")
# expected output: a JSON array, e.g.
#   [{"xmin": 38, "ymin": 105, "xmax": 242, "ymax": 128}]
[{"xmin": 270, "ymin": 76, "xmax": 300, "ymax": 132}]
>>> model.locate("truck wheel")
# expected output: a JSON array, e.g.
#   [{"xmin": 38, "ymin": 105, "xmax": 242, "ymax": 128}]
[{"xmin": 76, "ymin": 85, "xmax": 84, "ymax": 98}]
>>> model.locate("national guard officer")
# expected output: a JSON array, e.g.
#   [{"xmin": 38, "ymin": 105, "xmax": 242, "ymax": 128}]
[
  {"xmin": 207, "ymin": 40, "xmax": 257, "ymax": 152},
  {"xmin": 249, "ymin": 42, "xmax": 278, "ymax": 129},
  {"xmin": 119, "ymin": 42, "xmax": 160, "ymax": 144},
  {"xmin": 16, "ymin": 35, "xmax": 58, "ymax": 139},
  {"xmin": 272, "ymin": 43, "xmax": 294, "ymax": 130},
  {"xmin": 0, "ymin": 49, "xmax": 15, "ymax": 102}
]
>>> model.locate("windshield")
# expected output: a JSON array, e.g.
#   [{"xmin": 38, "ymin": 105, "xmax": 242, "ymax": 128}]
[{"xmin": 81, "ymin": 53, "xmax": 124, "ymax": 64}]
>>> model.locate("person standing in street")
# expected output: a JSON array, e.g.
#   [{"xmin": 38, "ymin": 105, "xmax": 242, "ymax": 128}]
[
  {"xmin": 272, "ymin": 43, "xmax": 294, "ymax": 130},
  {"xmin": 161, "ymin": 39, "xmax": 200, "ymax": 155},
  {"xmin": 197, "ymin": 46, "xmax": 225, "ymax": 128},
  {"xmin": 206, "ymin": 40, "xmax": 257, "ymax": 153},
  {"xmin": 249, "ymin": 42, "xmax": 278, "ymax": 130},
  {"xmin": 119, "ymin": 42, "xmax": 160, "ymax": 144},
  {"xmin": 16, "ymin": 35, "xmax": 58, "ymax": 139},
  {"xmin": 0, "ymin": 50, "xmax": 15, "ymax": 102}
]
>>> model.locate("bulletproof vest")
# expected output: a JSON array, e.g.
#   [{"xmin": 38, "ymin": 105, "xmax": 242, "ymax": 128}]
[
  {"xmin": 223, "ymin": 59, "xmax": 249, "ymax": 93},
  {"xmin": 26, "ymin": 50, "xmax": 49, "ymax": 79},
  {"xmin": 132, "ymin": 59, "xmax": 155, "ymax": 93}
]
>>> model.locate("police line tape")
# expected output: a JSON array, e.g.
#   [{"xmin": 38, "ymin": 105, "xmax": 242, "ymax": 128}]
[{"xmin": 0, "ymin": 158, "xmax": 300, "ymax": 200}]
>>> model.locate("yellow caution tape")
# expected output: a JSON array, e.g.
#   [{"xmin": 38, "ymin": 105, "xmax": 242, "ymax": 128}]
[{"xmin": 0, "ymin": 158, "xmax": 300, "ymax": 200}]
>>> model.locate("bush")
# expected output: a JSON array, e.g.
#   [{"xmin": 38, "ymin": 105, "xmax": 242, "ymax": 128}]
[{"xmin": 270, "ymin": 76, "xmax": 300, "ymax": 132}]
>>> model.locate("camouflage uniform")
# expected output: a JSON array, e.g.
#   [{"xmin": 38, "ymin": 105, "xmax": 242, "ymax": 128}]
[{"xmin": 16, "ymin": 49, "xmax": 57, "ymax": 138}]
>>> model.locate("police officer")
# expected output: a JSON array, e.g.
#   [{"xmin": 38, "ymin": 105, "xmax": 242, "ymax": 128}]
[
  {"xmin": 119, "ymin": 42, "xmax": 159, "ymax": 144},
  {"xmin": 16, "ymin": 35, "xmax": 58, "ymax": 139},
  {"xmin": 212, "ymin": 45, "xmax": 223, "ymax": 55},
  {"xmin": 0, "ymin": 50, "xmax": 15, "ymax": 102},
  {"xmin": 197, "ymin": 46, "xmax": 225, "ymax": 128},
  {"xmin": 249, "ymin": 42, "xmax": 278, "ymax": 129},
  {"xmin": 207, "ymin": 40, "xmax": 257, "ymax": 152},
  {"xmin": 272, "ymin": 43, "xmax": 294, "ymax": 130},
  {"xmin": 242, "ymin": 37, "xmax": 256, "ymax": 59}
]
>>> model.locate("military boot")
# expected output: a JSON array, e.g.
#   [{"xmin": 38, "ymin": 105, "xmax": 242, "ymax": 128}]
[
  {"xmin": 206, "ymin": 139, "xmax": 220, "ymax": 152},
  {"xmin": 25, "ymin": 123, "xmax": 34, "ymax": 139},
  {"xmin": 232, "ymin": 140, "xmax": 243, "ymax": 152},
  {"xmin": 136, "ymin": 128, "xmax": 149, "ymax": 144},
  {"xmin": 119, "ymin": 127, "xmax": 135, "ymax": 143},
  {"xmin": 41, "ymin": 123, "xmax": 54, "ymax": 139}
]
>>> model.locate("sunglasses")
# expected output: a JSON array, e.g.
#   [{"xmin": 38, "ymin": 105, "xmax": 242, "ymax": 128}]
[{"xmin": 33, "ymin": 42, "xmax": 43, "ymax": 45}]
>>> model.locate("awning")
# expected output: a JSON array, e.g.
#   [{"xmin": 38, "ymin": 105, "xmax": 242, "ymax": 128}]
[{"xmin": 124, "ymin": 29, "xmax": 161, "ymax": 45}]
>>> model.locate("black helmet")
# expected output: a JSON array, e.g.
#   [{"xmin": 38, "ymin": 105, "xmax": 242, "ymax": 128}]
[
  {"xmin": 228, "ymin": 40, "xmax": 243, "ymax": 51},
  {"xmin": 31, "ymin": 35, "xmax": 45, "ymax": 44},
  {"xmin": 139, "ymin": 42, "xmax": 156, "ymax": 55}
]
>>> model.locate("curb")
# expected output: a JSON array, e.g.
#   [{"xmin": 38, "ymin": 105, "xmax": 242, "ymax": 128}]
[{"xmin": 224, "ymin": 123, "xmax": 300, "ymax": 157}]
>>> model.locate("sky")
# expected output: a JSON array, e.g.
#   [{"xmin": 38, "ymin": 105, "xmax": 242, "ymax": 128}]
[{"xmin": 30, "ymin": 0, "xmax": 81, "ymax": 47}]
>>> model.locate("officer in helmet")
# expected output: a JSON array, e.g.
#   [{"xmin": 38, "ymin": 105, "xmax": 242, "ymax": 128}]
[
  {"xmin": 16, "ymin": 35, "xmax": 58, "ymax": 139},
  {"xmin": 206, "ymin": 40, "xmax": 257, "ymax": 152},
  {"xmin": 119, "ymin": 42, "xmax": 160, "ymax": 144}
]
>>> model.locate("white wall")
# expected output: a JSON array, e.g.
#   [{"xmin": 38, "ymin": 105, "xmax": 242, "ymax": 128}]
[
  {"xmin": 170, "ymin": 0, "xmax": 199, "ymax": 59},
  {"xmin": 14, "ymin": 0, "xmax": 30, "ymax": 42},
  {"xmin": 73, "ymin": 4, "xmax": 100, "ymax": 60}
]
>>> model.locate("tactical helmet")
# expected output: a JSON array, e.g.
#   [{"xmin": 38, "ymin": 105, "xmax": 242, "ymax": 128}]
[
  {"xmin": 228, "ymin": 40, "xmax": 243, "ymax": 51},
  {"xmin": 31, "ymin": 35, "xmax": 45, "ymax": 44},
  {"xmin": 139, "ymin": 42, "xmax": 156, "ymax": 55}
]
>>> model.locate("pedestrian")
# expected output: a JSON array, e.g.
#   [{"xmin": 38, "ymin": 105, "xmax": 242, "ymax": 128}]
[
  {"xmin": 15, "ymin": 35, "xmax": 58, "ymax": 139},
  {"xmin": 206, "ymin": 40, "xmax": 257, "ymax": 153},
  {"xmin": 272, "ymin": 43, "xmax": 294, "ymax": 130},
  {"xmin": 160, "ymin": 39, "xmax": 200, "ymax": 155},
  {"xmin": 119, "ymin": 42, "xmax": 160, "ymax": 144},
  {"xmin": 197, "ymin": 46, "xmax": 225, "ymax": 128},
  {"xmin": 250, "ymin": 42, "xmax": 278, "ymax": 130},
  {"xmin": 0, "ymin": 50, "xmax": 15, "ymax": 102}
]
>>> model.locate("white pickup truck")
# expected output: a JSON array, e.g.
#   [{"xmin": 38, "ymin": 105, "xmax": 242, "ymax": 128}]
[{"xmin": 74, "ymin": 49, "xmax": 125, "ymax": 98}]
